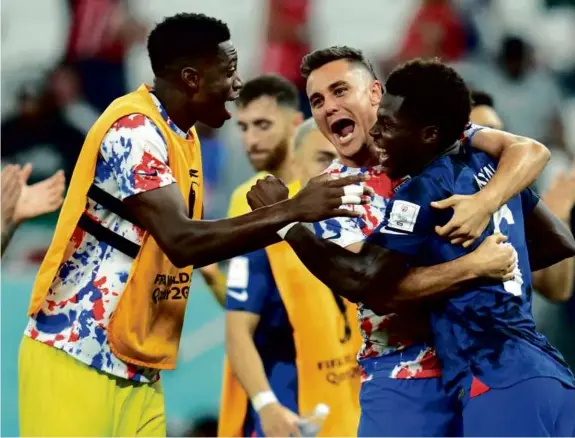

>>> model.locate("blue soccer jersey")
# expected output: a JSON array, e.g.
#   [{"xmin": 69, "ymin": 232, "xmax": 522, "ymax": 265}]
[
  {"xmin": 368, "ymin": 146, "xmax": 575, "ymax": 403},
  {"xmin": 226, "ymin": 249, "xmax": 298, "ymax": 435}
]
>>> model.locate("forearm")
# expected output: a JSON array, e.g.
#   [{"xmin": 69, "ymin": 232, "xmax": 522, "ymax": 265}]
[
  {"xmin": 169, "ymin": 202, "xmax": 293, "ymax": 268},
  {"xmin": 227, "ymin": 330, "xmax": 272, "ymax": 399},
  {"xmin": 284, "ymin": 225, "xmax": 401, "ymax": 303},
  {"xmin": 479, "ymin": 140, "xmax": 549, "ymax": 211},
  {"xmin": 1, "ymin": 222, "xmax": 20, "ymax": 257},
  {"xmin": 532, "ymin": 258, "xmax": 574, "ymax": 302}
]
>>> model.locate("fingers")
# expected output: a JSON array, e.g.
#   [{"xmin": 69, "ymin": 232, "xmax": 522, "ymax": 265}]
[
  {"xmin": 430, "ymin": 196, "xmax": 459, "ymax": 210},
  {"xmin": 328, "ymin": 174, "xmax": 369, "ymax": 187},
  {"xmin": 19, "ymin": 163, "xmax": 33, "ymax": 184},
  {"xmin": 435, "ymin": 222, "xmax": 459, "ymax": 238},
  {"xmin": 492, "ymin": 233, "xmax": 508, "ymax": 244}
]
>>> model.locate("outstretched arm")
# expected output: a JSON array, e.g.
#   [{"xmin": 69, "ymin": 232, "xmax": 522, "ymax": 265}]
[
  {"xmin": 126, "ymin": 174, "xmax": 367, "ymax": 268},
  {"xmin": 283, "ymin": 224, "xmax": 514, "ymax": 312}
]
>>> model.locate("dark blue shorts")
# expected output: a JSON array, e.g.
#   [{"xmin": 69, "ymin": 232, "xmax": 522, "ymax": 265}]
[
  {"xmin": 463, "ymin": 377, "xmax": 575, "ymax": 436},
  {"xmin": 358, "ymin": 375, "xmax": 457, "ymax": 437}
]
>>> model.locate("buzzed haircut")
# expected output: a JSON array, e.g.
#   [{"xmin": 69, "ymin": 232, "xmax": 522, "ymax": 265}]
[
  {"xmin": 385, "ymin": 58, "xmax": 471, "ymax": 149},
  {"xmin": 294, "ymin": 118, "xmax": 319, "ymax": 151},
  {"xmin": 300, "ymin": 46, "xmax": 377, "ymax": 80},
  {"xmin": 235, "ymin": 74, "xmax": 299, "ymax": 109},
  {"xmin": 471, "ymin": 90, "xmax": 495, "ymax": 108},
  {"xmin": 147, "ymin": 13, "xmax": 231, "ymax": 77}
]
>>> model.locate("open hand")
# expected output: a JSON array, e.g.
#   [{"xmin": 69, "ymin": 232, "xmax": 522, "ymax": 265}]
[
  {"xmin": 468, "ymin": 233, "xmax": 516, "ymax": 280},
  {"xmin": 1, "ymin": 164, "xmax": 24, "ymax": 228},
  {"xmin": 259, "ymin": 403, "xmax": 301, "ymax": 437},
  {"xmin": 431, "ymin": 193, "xmax": 493, "ymax": 248},
  {"xmin": 541, "ymin": 161, "xmax": 575, "ymax": 221},
  {"xmin": 13, "ymin": 164, "xmax": 66, "ymax": 223}
]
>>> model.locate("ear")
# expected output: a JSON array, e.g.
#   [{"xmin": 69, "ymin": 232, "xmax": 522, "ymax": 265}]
[
  {"xmin": 369, "ymin": 80, "xmax": 384, "ymax": 107},
  {"xmin": 292, "ymin": 111, "xmax": 304, "ymax": 128},
  {"xmin": 421, "ymin": 126, "xmax": 439, "ymax": 145},
  {"xmin": 181, "ymin": 67, "xmax": 200, "ymax": 92}
]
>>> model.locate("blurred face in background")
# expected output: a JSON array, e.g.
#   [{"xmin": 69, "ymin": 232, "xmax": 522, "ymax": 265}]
[
  {"xmin": 470, "ymin": 105, "xmax": 504, "ymax": 130},
  {"xmin": 296, "ymin": 128, "xmax": 338, "ymax": 185},
  {"xmin": 306, "ymin": 59, "xmax": 382, "ymax": 166},
  {"xmin": 236, "ymin": 95, "xmax": 302, "ymax": 172}
]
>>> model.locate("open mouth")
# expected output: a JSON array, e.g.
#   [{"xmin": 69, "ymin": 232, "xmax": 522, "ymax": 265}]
[{"xmin": 330, "ymin": 118, "xmax": 356, "ymax": 145}]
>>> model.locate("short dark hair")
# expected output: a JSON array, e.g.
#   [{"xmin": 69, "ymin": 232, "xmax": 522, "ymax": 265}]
[
  {"xmin": 385, "ymin": 58, "xmax": 471, "ymax": 148},
  {"xmin": 147, "ymin": 13, "xmax": 230, "ymax": 76},
  {"xmin": 236, "ymin": 74, "xmax": 299, "ymax": 109},
  {"xmin": 300, "ymin": 46, "xmax": 377, "ymax": 80},
  {"xmin": 471, "ymin": 90, "xmax": 494, "ymax": 108}
]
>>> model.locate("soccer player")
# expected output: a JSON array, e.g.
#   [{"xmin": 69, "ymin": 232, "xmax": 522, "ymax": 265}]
[
  {"xmin": 200, "ymin": 75, "xmax": 304, "ymax": 305},
  {"xmin": 18, "ymin": 14, "xmax": 368, "ymax": 437},
  {"xmin": 249, "ymin": 59, "xmax": 575, "ymax": 436},
  {"xmin": 245, "ymin": 47, "xmax": 566, "ymax": 436},
  {"xmin": 220, "ymin": 118, "xmax": 361, "ymax": 437},
  {"xmin": 470, "ymin": 90, "xmax": 574, "ymax": 302}
]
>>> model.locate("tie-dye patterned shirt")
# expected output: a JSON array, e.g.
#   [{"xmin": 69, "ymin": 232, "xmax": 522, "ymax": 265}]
[
  {"xmin": 24, "ymin": 93, "xmax": 189, "ymax": 382},
  {"xmin": 311, "ymin": 160, "xmax": 441, "ymax": 380}
]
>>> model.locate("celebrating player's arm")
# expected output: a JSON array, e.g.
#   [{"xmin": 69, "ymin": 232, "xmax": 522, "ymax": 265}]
[
  {"xmin": 526, "ymin": 164, "xmax": 575, "ymax": 302},
  {"xmin": 432, "ymin": 125, "xmax": 551, "ymax": 247},
  {"xmin": 124, "ymin": 173, "xmax": 369, "ymax": 269},
  {"xmin": 225, "ymin": 252, "xmax": 301, "ymax": 437},
  {"xmin": 246, "ymin": 176, "xmax": 517, "ymax": 311}
]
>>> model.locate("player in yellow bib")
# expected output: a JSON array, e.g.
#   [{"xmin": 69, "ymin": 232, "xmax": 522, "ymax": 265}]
[{"xmin": 18, "ymin": 14, "xmax": 371, "ymax": 437}]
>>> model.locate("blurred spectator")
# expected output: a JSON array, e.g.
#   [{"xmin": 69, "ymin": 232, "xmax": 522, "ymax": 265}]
[
  {"xmin": 455, "ymin": 36, "xmax": 569, "ymax": 157},
  {"xmin": 262, "ymin": 0, "xmax": 312, "ymax": 117},
  {"xmin": 1, "ymin": 79, "xmax": 85, "ymax": 182},
  {"xmin": 64, "ymin": 0, "xmax": 147, "ymax": 112},
  {"xmin": 397, "ymin": 0, "xmax": 468, "ymax": 62},
  {"xmin": 46, "ymin": 63, "xmax": 99, "ymax": 134},
  {"xmin": 196, "ymin": 123, "xmax": 227, "ymax": 219}
]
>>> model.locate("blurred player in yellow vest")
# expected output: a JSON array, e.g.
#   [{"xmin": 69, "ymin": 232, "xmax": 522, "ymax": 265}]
[
  {"xmin": 219, "ymin": 118, "xmax": 366, "ymax": 437},
  {"xmin": 200, "ymin": 75, "xmax": 303, "ymax": 303}
]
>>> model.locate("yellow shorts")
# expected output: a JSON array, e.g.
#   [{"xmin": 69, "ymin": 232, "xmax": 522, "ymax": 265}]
[{"xmin": 19, "ymin": 336, "xmax": 166, "ymax": 437}]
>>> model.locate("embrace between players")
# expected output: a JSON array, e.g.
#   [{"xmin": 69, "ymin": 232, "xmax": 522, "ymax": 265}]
[{"xmin": 19, "ymin": 12, "xmax": 575, "ymax": 438}]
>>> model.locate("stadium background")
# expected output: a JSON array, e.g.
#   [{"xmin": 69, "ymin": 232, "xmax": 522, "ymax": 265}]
[{"xmin": 1, "ymin": 0, "xmax": 574, "ymax": 435}]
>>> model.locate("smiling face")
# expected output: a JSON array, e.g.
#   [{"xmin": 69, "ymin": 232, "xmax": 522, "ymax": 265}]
[
  {"xmin": 306, "ymin": 59, "xmax": 382, "ymax": 165},
  {"xmin": 370, "ymin": 93, "xmax": 437, "ymax": 179},
  {"xmin": 190, "ymin": 40, "xmax": 243, "ymax": 128}
]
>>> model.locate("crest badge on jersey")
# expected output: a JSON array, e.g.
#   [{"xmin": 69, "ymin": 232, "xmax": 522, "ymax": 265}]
[{"xmin": 388, "ymin": 200, "xmax": 420, "ymax": 233}]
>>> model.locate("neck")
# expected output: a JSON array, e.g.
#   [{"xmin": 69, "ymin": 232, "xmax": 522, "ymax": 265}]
[
  {"xmin": 339, "ymin": 142, "xmax": 380, "ymax": 169},
  {"xmin": 153, "ymin": 78, "xmax": 197, "ymax": 132},
  {"xmin": 271, "ymin": 158, "xmax": 297, "ymax": 183}
]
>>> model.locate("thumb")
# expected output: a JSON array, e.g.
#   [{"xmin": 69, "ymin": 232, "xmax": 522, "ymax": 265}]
[
  {"xmin": 19, "ymin": 163, "xmax": 33, "ymax": 184},
  {"xmin": 492, "ymin": 233, "xmax": 508, "ymax": 244},
  {"xmin": 430, "ymin": 196, "xmax": 457, "ymax": 210}
]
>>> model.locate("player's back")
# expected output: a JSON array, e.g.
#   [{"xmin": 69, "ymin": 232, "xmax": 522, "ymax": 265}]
[{"xmin": 392, "ymin": 147, "xmax": 575, "ymax": 401}]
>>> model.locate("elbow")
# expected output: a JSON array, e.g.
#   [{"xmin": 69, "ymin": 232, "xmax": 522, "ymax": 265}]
[{"xmin": 531, "ymin": 139, "xmax": 551, "ymax": 166}]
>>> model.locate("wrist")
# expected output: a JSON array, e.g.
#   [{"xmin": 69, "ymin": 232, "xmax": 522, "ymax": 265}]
[
  {"xmin": 251, "ymin": 390, "xmax": 278, "ymax": 412},
  {"xmin": 267, "ymin": 199, "xmax": 299, "ymax": 225},
  {"xmin": 476, "ymin": 188, "xmax": 502, "ymax": 214},
  {"xmin": 458, "ymin": 253, "xmax": 482, "ymax": 281}
]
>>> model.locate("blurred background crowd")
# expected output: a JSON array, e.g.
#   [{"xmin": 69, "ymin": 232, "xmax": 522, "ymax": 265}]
[{"xmin": 1, "ymin": 0, "xmax": 574, "ymax": 436}]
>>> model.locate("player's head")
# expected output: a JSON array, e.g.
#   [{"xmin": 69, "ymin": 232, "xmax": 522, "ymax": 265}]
[
  {"xmin": 294, "ymin": 118, "xmax": 338, "ymax": 185},
  {"xmin": 147, "ymin": 13, "xmax": 242, "ymax": 128},
  {"xmin": 371, "ymin": 58, "xmax": 471, "ymax": 179},
  {"xmin": 470, "ymin": 90, "xmax": 503, "ymax": 130},
  {"xmin": 301, "ymin": 46, "xmax": 382, "ymax": 165},
  {"xmin": 235, "ymin": 75, "xmax": 302, "ymax": 172}
]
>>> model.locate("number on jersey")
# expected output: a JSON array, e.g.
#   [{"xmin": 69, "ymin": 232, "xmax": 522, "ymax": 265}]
[{"xmin": 493, "ymin": 204, "xmax": 523, "ymax": 296}]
